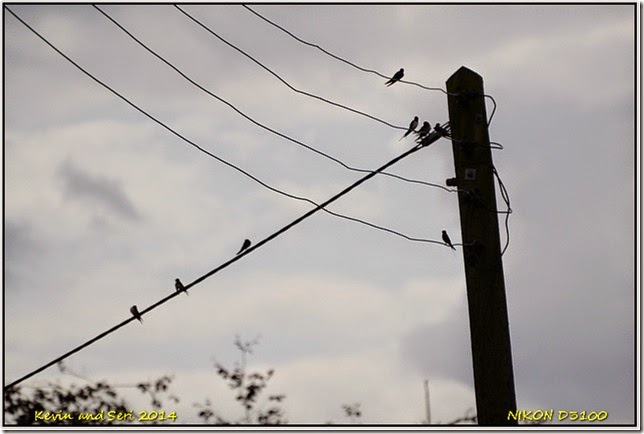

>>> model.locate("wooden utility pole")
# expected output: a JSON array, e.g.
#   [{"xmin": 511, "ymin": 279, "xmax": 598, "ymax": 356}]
[{"xmin": 445, "ymin": 66, "xmax": 517, "ymax": 425}]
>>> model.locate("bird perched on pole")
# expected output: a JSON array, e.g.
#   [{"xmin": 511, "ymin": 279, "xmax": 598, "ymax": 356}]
[
  {"xmin": 237, "ymin": 239, "xmax": 252, "ymax": 255},
  {"xmin": 130, "ymin": 305, "xmax": 143, "ymax": 323},
  {"xmin": 385, "ymin": 68, "xmax": 404, "ymax": 86},
  {"xmin": 400, "ymin": 116, "xmax": 419, "ymax": 140},
  {"xmin": 415, "ymin": 121, "xmax": 431, "ymax": 142},
  {"xmin": 175, "ymin": 278, "xmax": 188, "ymax": 296},
  {"xmin": 442, "ymin": 230, "xmax": 456, "ymax": 250}
]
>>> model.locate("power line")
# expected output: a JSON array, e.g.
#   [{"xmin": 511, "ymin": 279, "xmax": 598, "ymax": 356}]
[
  {"xmin": 241, "ymin": 4, "xmax": 447, "ymax": 94},
  {"xmin": 4, "ymin": 130, "xmax": 440, "ymax": 391},
  {"xmin": 93, "ymin": 4, "xmax": 454, "ymax": 194},
  {"xmin": 5, "ymin": 6, "xmax": 473, "ymax": 389},
  {"xmin": 430, "ymin": 124, "xmax": 511, "ymax": 254},
  {"xmin": 5, "ymin": 6, "xmax": 443, "ymax": 246},
  {"xmin": 175, "ymin": 4, "xmax": 406, "ymax": 132},
  {"xmin": 492, "ymin": 165, "xmax": 512, "ymax": 257},
  {"xmin": 438, "ymin": 116, "xmax": 510, "ymax": 255},
  {"xmin": 490, "ymin": 141, "xmax": 504, "ymax": 150},
  {"xmin": 484, "ymin": 94, "xmax": 497, "ymax": 126},
  {"xmin": 242, "ymin": 4, "xmax": 499, "ymax": 126}
]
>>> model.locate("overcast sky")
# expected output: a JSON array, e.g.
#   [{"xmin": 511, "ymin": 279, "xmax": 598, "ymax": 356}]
[{"xmin": 4, "ymin": 2, "xmax": 637, "ymax": 426}]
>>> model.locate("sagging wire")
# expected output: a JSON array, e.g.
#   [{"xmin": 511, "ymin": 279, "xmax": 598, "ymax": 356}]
[
  {"xmin": 94, "ymin": 4, "xmax": 453, "ymax": 194},
  {"xmin": 242, "ymin": 3, "xmax": 499, "ymax": 126}
]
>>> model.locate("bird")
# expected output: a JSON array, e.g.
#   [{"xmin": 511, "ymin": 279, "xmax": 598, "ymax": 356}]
[
  {"xmin": 434, "ymin": 123, "xmax": 448, "ymax": 136},
  {"xmin": 415, "ymin": 121, "xmax": 431, "ymax": 141},
  {"xmin": 175, "ymin": 278, "xmax": 188, "ymax": 296},
  {"xmin": 385, "ymin": 68, "xmax": 404, "ymax": 86},
  {"xmin": 130, "ymin": 305, "xmax": 143, "ymax": 323},
  {"xmin": 442, "ymin": 230, "xmax": 456, "ymax": 250},
  {"xmin": 237, "ymin": 238, "xmax": 252, "ymax": 255},
  {"xmin": 400, "ymin": 116, "xmax": 419, "ymax": 140}
]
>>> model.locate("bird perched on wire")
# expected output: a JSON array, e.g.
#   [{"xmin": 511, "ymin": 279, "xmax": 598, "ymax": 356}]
[
  {"xmin": 442, "ymin": 230, "xmax": 456, "ymax": 250},
  {"xmin": 400, "ymin": 116, "xmax": 419, "ymax": 141},
  {"xmin": 434, "ymin": 123, "xmax": 448, "ymax": 136},
  {"xmin": 237, "ymin": 238, "xmax": 252, "ymax": 255},
  {"xmin": 415, "ymin": 121, "xmax": 431, "ymax": 142},
  {"xmin": 385, "ymin": 68, "xmax": 404, "ymax": 86},
  {"xmin": 130, "ymin": 305, "xmax": 143, "ymax": 323},
  {"xmin": 175, "ymin": 278, "xmax": 188, "ymax": 296}
]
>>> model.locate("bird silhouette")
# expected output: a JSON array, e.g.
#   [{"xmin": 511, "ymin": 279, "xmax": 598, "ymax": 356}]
[
  {"xmin": 237, "ymin": 238, "xmax": 252, "ymax": 255},
  {"xmin": 434, "ymin": 123, "xmax": 448, "ymax": 136},
  {"xmin": 442, "ymin": 230, "xmax": 456, "ymax": 250},
  {"xmin": 415, "ymin": 121, "xmax": 431, "ymax": 141},
  {"xmin": 130, "ymin": 305, "xmax": 143, "ymax": 323},
  {"xmin": 175, "ymin": 278, "xmax": 188, "ymax": 296},
  {"xmin": 400, "ymin": 116, "xmax": 419, "ymax": 140},
  {"xmin": 385, "ymin": 68, "xmax": 404, "ymax": 86}
]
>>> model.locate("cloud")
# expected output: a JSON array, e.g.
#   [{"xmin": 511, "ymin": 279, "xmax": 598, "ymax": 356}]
[
  {"xmin": 4, "ymin": 3, "xmax": 636, "ymax": 426},
  {"xmin": 4, "ymin": 219, "xmax": 46, "ymax": 291},
  {"xmin": 57, "ymin": 159, "xmax": 141, "ymax": 222}
]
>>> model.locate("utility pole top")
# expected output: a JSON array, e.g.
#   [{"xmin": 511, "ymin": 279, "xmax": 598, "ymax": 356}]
[{"xmin": 449, "ymin": 66, "xmax": 483, "ymax": 81}]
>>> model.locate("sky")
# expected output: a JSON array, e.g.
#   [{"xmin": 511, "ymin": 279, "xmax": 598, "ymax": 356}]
[{"xmin": 3, "ymin": 2, "xmax": 638, "ymax": 427}]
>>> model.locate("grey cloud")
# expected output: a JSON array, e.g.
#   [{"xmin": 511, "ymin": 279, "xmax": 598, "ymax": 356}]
[
  {"xmin": 4, "ymin": 4, "xmax": 635, "ymax": 425},
  {"xmin": 4, "ymin": 219, "xmax": 45, "ymax": 289},
  {"xmin": 58, "ymin": 159, "xmax": 141, "ymax": 221}
]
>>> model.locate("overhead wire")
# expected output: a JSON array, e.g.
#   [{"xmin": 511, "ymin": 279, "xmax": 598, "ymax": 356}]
[
  {"xmin": 490, "ymin": 141, "xmax": 504, "ymax": 150},
  {"xmin": 242, "ymin": 4, "xmax": 499, "ymax": 126},
  {"xmin": 4, "ymin": 6, "xmax": 446, "ymax": 247},
  {"xmin": 4, "ymin": 128, "xmax": 442, "ymax": 391},
  {"xmin": 449, "ymin": 136, "xmax": 504, "ymax": 151},
  {"xmin": 93, "ymin": 4, "xmax": 454, "ymax": 194},
  {"xmin": 423, "ymin": 117, "xmax": 511, "ymax": 255},
  {"xmin": 175, "ymin": 4, "xmax": 405, "ymax": 131},
  {"xmin": 4, "ymin": 5, "xmax": 502, "ymax": 389},
  {"xmin": 492, "ymin": 165, "xmax": 512, "ymax": 257},
  {"xmin": 484, "ymin": 94, "xmax": 497, "ymax": 127},
  {"xmin": 241, "ymin": 4, "xmax": 448, "ymax": 94}
]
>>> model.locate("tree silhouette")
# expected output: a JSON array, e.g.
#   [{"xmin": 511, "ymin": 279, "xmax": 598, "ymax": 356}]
[
  {"xmin": 194, "ymin": 335, "xmax": 287, "ymax": 425},
  {"xmin": 342, "ymin": 402, "xmax": 362, "ymax": 424},
  {"xmin": 4, "ymin": 362, "xmax": 178, "ymax": 425},
  {"xmin": 5, "ymin": 337, "xmax": 484, "ymax": 426}
]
